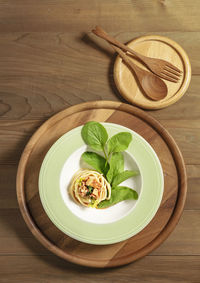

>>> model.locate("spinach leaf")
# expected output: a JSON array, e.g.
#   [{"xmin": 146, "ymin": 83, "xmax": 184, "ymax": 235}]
[
  {"xmin": 81, "ymin": 152, "xmax": 109, "ymax": 175},
  {"xmin": 81, "ymin": 121, "xmax": 108, "ymax": 151},
  {"xmin": 106, "ymin": 152, "xmax": 124, "ymax": 183},
  {"xmin": 107, "ymin": 132, "xmax": 132, "ymax": 155},
  {"xmin": 112, "ymin": 170, "xmax": 139, "ymax": 187},
  {"xmin": 86, "ymin": 186, "xmax": 94, "ymax": 196},
  {"xmin": 98, "ymin": 186, "xmax": 138, "ymax": 208}
]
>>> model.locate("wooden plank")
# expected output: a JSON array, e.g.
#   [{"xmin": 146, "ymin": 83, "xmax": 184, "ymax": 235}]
[
  {"xmin": 0, "ymin": 165, "xmax": 18, "ymax": 209},
  {"xmin": 1, "ymin": 164, "xmax": 199, "ymax": 210},
  {"xmin": 0, "ymin": 118, "xmax": 199, "ymax": 165},
  {"xmin": 0, "ymin": 0, "xmax": 199, "ymax": 33},
  {"xmin": 0, "ymin": 32, "xmax": 198, "ymax": 75},
  {"xmin": 185, "ymin": 165, "xmax": 200, "ymax": 209},
  {"xmin": 0, "ymin": 255, "xmax": 199, "ymax": 282},
  {"xmin": 0, "ymin": 120, "xmax": 42, "ymax": 164},
  {"xmin": 0, "ymin": 32, "xmax": 198, "ymax": 120},
  {"xmin": 0, "ymin": 209, "xmax": 31, "ymax": 238},
  {"xmin": 0, "ymin": 237, "xmax": 51, "ymax": 256},
  {"xmin": 0, "ymin": 209, "xmax": 199, "ymax": 256},
  {"xmin": 158, "ymin": 120, "xmax": 200, "ymax": 165},
  {"xmin": 152, "ymin": 210, "xmax": 200, "ymax": 255}
]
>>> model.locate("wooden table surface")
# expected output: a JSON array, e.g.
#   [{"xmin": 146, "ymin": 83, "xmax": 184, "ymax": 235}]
[{"xmin": 0, "ymin": 1, "xmax": 199, "ymax": 282}]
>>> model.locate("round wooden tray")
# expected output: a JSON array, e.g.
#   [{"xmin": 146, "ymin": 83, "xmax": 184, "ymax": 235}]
[
  {"xmin": 16, "ymin": 101, "xmax": 187, "ymax": 268},
  {"xmin": 114, "ymin": 35, "xmax": 191, "ymax": 109}
]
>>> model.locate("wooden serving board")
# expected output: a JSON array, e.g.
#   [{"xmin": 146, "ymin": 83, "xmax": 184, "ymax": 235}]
[
  {"xmin": 114, "ymin": 35, "xmax": 191, "ymax": 109},
  {"xmin": 16, "ymin": 101, "xmax": 187, "ymax": 268}
]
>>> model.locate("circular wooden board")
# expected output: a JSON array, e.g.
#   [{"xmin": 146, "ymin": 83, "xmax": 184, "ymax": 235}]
[
  {"xmin": 16, "ymin": 101, "xmax": 187, "ymax": 268},
  {"xmin": 114, "ymin": 35, "xmax": 191, "ymax": 109}
]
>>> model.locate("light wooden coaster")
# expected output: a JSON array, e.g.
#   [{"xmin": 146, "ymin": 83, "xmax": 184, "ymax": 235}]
[
  {"xmin": 114, "ymin": 35, "xmax": 191, "ymax": 109},
  {"xmin": 16, "ymin": 101, "xmax": 187, "ymax": 268}
]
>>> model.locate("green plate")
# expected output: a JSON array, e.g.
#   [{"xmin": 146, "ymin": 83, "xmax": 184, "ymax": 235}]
[{"xmin": 39, "ymin": 123, "xmax": 164, "ymax": 245}]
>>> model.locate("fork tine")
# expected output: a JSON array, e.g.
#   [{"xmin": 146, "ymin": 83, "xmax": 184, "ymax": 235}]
[
  {"xmin": 162, "ymin": 70, "xmax": 180, "ymax": 81},
  {"xmin": 160, "ymin": 72, "xmax": 179, "ymax": 83},
  {"xmin": 164, "ymin": 66, "xmax": 182, "ymax": 77},
  {"xmin": 165, "ymin": 62, "xmax": 182, "ymax": 73},
  {"xmin": 162, "ymin": 71, "xmax": 179, "ymax": 81}
]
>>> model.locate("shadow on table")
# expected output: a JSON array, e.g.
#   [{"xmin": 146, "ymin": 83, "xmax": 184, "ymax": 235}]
[
  {"xmin": 79, "ymin": 32, "xmax": 128, "ymax": 104},
  {"xmin": 1, "ymin": 195, "xmax": 126, "ymax": 272}
]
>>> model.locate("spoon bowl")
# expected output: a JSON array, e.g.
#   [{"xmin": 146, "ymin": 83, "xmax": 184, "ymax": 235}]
[{"xmin": 141, "ymin": 72, "xmax": 168, "ymax": 101}]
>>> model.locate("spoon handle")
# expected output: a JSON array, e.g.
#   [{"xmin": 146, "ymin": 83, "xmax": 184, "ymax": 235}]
[
  {"xmin": 92, "ymin": 26, "xmax": 146, "ymax": 62},
  {"xmin": 111, "ymin": 45, "xmax": 146, "ymax": 80}
]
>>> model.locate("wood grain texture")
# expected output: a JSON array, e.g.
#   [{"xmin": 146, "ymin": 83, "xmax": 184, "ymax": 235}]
[
  {"xmin": 16, "ymin": 101, "xmax": 187, "ymax": 267},
  {"xmin": 1, "ymin": 118, "xmax": 199, "ymax": 165},
  {"xmin": 0, "ymin": 0, "xmax": 199, "ymax": 280},
  {"xmin": 0, "ymin": 0, "xmax": 199, "ymax": 33},
  {"xmin": 0, "ymin": 255, "xmax": 199, "ymax": 283},
  {"xmin": 1, "ymin": 210, "xmax": 199, "ymax": 256}
]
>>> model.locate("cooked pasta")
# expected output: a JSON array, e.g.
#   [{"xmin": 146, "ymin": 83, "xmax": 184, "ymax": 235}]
[{"xmin": 69, "ymin": 169, "xmax": 111, "ymax": 208}]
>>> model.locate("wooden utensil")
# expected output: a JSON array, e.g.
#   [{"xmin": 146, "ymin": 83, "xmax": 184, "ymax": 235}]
[
  {"xmin": 111, "ymin": 44, "xmax": 168, "ymax": 101},
  {"xmin": 92, "ymin": 26, "xmax": 182, "ymax": 83}
]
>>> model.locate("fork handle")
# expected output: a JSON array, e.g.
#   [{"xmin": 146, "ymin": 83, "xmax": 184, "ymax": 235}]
[
  {"xmin": 111, "ymin": 45, "xmax": 145, "ymax": 79},
  {"xmin": 92, "ymin": 26, "xmax": 147, "ymax": 62}
]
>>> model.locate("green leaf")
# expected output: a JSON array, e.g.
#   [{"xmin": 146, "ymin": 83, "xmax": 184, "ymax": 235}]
[
  {"xmin": 106, "ymin": 152, "xmax": 124, "ymax": 183},
  {"xmin": 81, "ymin": 121, "xmax": 108, "ymax": 151},
  {"xmin": 86, "ymin": 186, "xmax": 94, "ymax": 196},
  {"xmin": 107, "ymin": 132, "xmax": 132, "ymax": 155},
  {"xmin": 98, "ymin": 186, "xmax": 138, "ymax": 208},
  {"xmin": 81, "ymin": 152, "xmax": 109, "ymax": 175},
  {"xmin": 112, "ymin": 170, "xmax": 139, "ymax": 187}
]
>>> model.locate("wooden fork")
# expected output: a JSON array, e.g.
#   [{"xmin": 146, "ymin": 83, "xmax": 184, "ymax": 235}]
[{"xmin": 92, "ymin": 26, "xmax": 182, "ymax": 83}]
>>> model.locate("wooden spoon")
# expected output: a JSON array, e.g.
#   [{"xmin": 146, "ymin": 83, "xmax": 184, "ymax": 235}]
[{"xmin": 111, "ymin": 45, "xmax": 168, "ymax": 101}]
